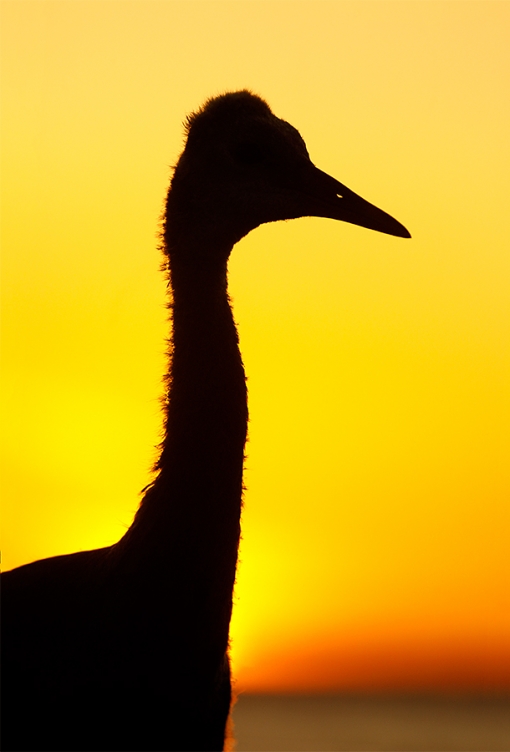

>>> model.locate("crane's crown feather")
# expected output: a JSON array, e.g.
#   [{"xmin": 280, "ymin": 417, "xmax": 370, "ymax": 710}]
[
  {"xmin": 181, "ymin": 90, "xmax": 310, "ymax": 161},
  {"xmin": 184, "ymin": 90, "xmax": 272, "ymax": 136}
]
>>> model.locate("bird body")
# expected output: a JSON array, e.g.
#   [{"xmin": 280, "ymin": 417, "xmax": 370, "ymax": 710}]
[{"xmin": 1, "ymin": 91, "xmax": 409, "ymax": 751}]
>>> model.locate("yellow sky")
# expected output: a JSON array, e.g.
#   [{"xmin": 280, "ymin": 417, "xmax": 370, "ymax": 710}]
[{"xmin": 1, "ymin": 0, "xmax": 509, "ymax": 691}]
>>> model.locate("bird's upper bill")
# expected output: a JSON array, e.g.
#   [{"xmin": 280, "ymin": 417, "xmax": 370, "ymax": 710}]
[{"xmin": 299, "ymin": 163, "xmax": 411, "ymax": 239}]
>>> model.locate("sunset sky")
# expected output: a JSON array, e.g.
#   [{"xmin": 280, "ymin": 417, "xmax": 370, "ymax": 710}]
[{"xmin": 1, "ymin": 0, "xmax": 509, "ymax": 692}]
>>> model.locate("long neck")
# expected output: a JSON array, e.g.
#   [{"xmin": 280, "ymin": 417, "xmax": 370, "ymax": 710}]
[
  {"xmin": 158, "ymin": 246, "xmax": 248, "ymax": 538},
  {"xmin": 119, "ymin": 229, "xmax": 248, "ymax": 638}
]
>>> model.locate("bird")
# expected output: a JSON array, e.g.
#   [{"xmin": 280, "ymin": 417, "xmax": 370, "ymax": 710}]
[{"xmin": 1, "ymin": 90, "xmax": 410, "ymax": 752}]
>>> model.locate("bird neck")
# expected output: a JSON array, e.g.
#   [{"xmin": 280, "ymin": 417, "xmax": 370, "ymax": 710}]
[
  {"xmin": 160, "ymin": 246, "xmax": 249, "ymax": 495},
  {"xmin": 120, "ymin": 233, "xmax": 247, "ymax": 616}
]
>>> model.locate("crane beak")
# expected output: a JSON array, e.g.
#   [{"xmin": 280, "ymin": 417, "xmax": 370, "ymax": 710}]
[{"xmin": 303, "ymin": 165, "xmax": 411, "ymax": 239}]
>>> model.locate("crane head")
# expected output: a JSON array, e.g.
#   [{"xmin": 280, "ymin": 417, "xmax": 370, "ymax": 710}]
[{"xmin": 167, "ymin": 91, "xmax": 411, "ymax": 250}]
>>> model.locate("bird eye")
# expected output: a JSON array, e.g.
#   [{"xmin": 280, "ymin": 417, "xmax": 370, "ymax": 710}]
[{"xmin": 232, "ymin": 141, "xmax": 266, "ymax": 166}]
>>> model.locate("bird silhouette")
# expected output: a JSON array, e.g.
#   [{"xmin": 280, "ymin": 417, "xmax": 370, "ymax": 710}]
[{"xmin": 1, "ymin": 90, "xmax": 410, "ymax": 752}]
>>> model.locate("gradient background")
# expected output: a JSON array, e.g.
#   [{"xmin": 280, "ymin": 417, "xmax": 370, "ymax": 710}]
[{"xmin": 1, "ymin": 0, "xmax": 509, "ymax": 695}]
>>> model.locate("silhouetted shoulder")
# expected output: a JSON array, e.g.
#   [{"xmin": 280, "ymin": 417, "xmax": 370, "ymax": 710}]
[{"xmin": 2, "ymin": 548, "xmax": 111, "ymax": 608}]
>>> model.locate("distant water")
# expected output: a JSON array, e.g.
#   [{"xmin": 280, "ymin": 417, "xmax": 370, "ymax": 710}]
[{"xmin": 232, "ymin": 694, "xmax": 510, "ymax": 751}]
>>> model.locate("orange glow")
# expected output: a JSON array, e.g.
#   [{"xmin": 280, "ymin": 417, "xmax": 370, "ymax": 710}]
[
  {"xmin": 236, "ymin": 635, "xmax": 510, "ymax": 694},
  {"xmin": 1, "ymin": 1, "xmax": 509, "ymax": 692}
]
